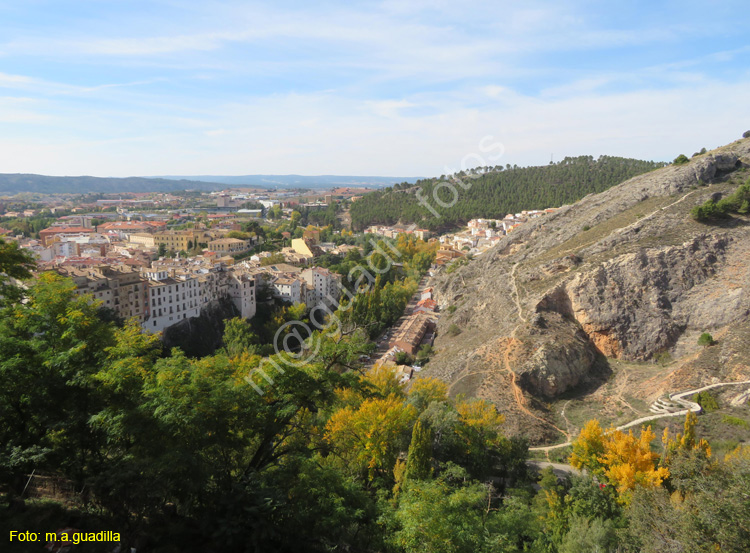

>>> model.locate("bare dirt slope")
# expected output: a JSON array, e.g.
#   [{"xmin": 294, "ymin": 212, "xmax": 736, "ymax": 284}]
[{"xmin": 424, "ymin": 137, "xmax": 750, "ymax": 444}]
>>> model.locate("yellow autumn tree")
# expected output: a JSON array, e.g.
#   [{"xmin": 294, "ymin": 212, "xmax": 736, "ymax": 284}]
[
  {"xmin": 601, "ymin": 426, "xmax": 669, "ymax": 499},
  {"xmin": 365, "ymin": 363, "xmax": 406, "ymax": 398},
  {"xmin": 407, "ymin": 377, "xmax": 448, "ymax": 411},
  {"xmin": 661, "ymin": 411, "xmax": 711, "ymax": 466},
  {"xmin": 570, "ymin": 420, "xmax": 669, "ymax": 503},
  {"xmin": 570, "ymin": 420, "xmax": 607, "ymax": 474},
  {"xmin": 454, "ymin": 398, "xmax": 505, "ymax": 450},
  {"xmin": 325, "ymin": 396, "xmax": 417, "ymax": 480}
]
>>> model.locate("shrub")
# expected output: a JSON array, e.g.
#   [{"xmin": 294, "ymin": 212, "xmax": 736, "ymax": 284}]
[
  {"xmin": 447, "ymin": 305, "xmax": 457, "ymax": 314},
  {"xmin": 446, "ymin": 323, "xmax": 461, "ymax": 337},
  {"xmin": 582, "ymin": 225, "xmax": 591, "ymax": 231},
  {"xmin": 693, "ymin": 390, "xmax": 719, "ymax": 412},
  {"xmin": 722, "ymin": 415, "xmax": 749, "ymax": 429},
  {"xmin": 697, "ymin": 332, "xmax": 715, "ymax": 347},
  {"xmin": 673, "ymin": 154, "xmax": 689, "ymax": 165},
  {"xmin": 654, "ymin": 351, "xmax": 672, "ymax": 366},
  {"xmin": 395, "ymin": 351, "xmax": 414, "ymax": 365},
  {"xmin": 743, "ymin": 130, "xmax": 750, "ymax": 139}
]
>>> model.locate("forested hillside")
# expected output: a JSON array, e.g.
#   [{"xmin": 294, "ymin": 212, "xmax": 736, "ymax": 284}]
[{"xmin": 350, "ymin": 156, "xmax": 666, "ymax": 230}]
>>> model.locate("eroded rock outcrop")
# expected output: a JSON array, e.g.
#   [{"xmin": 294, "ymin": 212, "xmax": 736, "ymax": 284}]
[{"xmin": 425, "ymin": 138, "xmax": 750, "ymax": 415}]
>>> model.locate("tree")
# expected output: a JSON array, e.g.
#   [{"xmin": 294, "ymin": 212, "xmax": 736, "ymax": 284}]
[
  {"xmin": 390, "ymin": 478, "xmax": 496, "ymax": 553},
  {"xmin": 157, "ymin": 243, "xmax": 167, "ymax": 257},
  {"xmin": 325, "ymin": 396, "xmax": 416, "ymax": 481},
  {"xmin": 405, "ymin": 419, "xmax": 433, "ymax": 481},
  {"xmin": 698, "ymin": 332, "xmax": 715, "ymax": 347},
  {"xmin": 673, "ymin": 154, "xmax": 689, "ymax": 165},
  {"xmin": 743, "ymin": 130, "xmax": 750, "ymax": 138},
  {"xmin": 0, "ymin": 272, "xmax": 115, "ymax": 492},
  {"xmin": 394, "ymin": 351, "xmax": 413, "ymax": 365},
  {"xmin": 222, "ymin": 317, "xmax": 259, "ymax": 357},
  {"xmin": 0, "ymin": 238, "xmax": 35, "ymax": 305},
  {"xmin": 570, "ymin": 420, "xmax": 669, "ymax": 502}
]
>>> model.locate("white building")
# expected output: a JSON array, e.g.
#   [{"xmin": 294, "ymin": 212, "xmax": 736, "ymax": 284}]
[
  {"xmin": 144, "ymin": 270, "xmax": 202, "ymax": 332},
  {"xmin": 228, "ymin": 272, "xmax": 256, "ymax": 319},
  {"xmin": 272, "ymin": 275, "xmax": 304, "ymax": 304},
  {"xmin": 301, "ymin": 267, "xmax": 341, "ymax": 308}
]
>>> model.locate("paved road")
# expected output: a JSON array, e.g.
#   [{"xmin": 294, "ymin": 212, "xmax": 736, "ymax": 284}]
[{"xmin": 526, "ymin": 460, "xmax": 581, "ymax": 478}]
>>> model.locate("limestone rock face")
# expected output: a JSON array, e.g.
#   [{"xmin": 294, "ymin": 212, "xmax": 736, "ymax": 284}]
[
  {"xmin": 426, "ymin": 138, "xmax": 750, "ymax": 408},
  {"xmin": 511, "ymin": 312, "xmax": 600, "ymax": 398},
  {"xmin": 545, "ymin": 234, "xmax": 731, "ymax": 361}
]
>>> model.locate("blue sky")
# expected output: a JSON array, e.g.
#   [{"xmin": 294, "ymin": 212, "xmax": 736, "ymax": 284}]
[{"xmin": 0, "ymin": 0, "xmax": 748, "ymax": 177}]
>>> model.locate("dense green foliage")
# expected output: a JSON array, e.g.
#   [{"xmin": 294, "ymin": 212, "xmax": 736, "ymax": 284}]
[
  {"xmin": 691, "ymin": 181, "xmax": 750, "ymax": 220},
  {"xmin": 350, "ymin": 156, "xmax": 666, "ymax": 230},
  {"xmin": 694, "ymin": 390, "xmax": 720, "ymax": 412},
  {"xmin": 2, "ymin": 247, "xmax": 750, "ymax": 552}
]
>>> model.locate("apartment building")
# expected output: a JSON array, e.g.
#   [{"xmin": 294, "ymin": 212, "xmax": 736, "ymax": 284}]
[
  {"xmin": 300, "ymin": 266, "xmax": 341, "ymax": 308},
  {"xmin": 144, "ymin": 270, "xmax": 202, "ymax": 332},
  {"xmin": 153, "ymin": 229, "xmax": 211, "ymax": 252},
  {"xmin": 207, "ymin": 237, "xmax": 251, "ymax": 255},
  {"xmin": 272, "ymin": 275, "xmax": 304, "ymax": 304},
  {"xmin": 228, "ymin": 272, "xmax": 256, "ymax": 319},
  {"xmin": 58, "ymin": 265, "xmax": 149, "ymax": 323}
]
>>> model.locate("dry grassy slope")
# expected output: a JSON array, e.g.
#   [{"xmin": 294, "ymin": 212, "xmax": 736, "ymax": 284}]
[{"xmin": 424, "ymin": 137, "xmax": 750, "ymax": 444}]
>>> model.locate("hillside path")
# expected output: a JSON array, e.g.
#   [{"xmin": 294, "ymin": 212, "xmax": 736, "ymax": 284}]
[{"xmin": 529, "ymin": 379, "xmax": 750, "ymax": 452}]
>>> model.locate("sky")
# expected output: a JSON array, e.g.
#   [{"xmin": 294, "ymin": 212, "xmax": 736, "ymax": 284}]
[{"xmin": 0, "ymin": 0, "xmax": 749, "ymax": 178}]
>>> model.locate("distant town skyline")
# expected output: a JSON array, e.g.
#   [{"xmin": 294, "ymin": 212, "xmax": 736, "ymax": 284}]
[{"xmin": 0, "ymin": 0, "xmax": 748, "ymax": 177}]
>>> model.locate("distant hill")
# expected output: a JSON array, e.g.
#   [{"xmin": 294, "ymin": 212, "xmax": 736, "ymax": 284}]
[
  {"xmin": 0, "ymin": 174, "xmax": 227, "ymax": 195},
  {"xmin": 0, "ymin": 173, "xmax": 420, "ymax": 194},
  {"xmin": 350, "ymin": 156, "xmax": 667, "ymax": 231},
  {"xmin": 154, "ymin": 174, "xmax": 420, "ymax": 189}
]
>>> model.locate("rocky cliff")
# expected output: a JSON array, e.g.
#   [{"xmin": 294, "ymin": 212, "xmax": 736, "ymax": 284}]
[{"xmin": 424, "ymin": 137, "xmax": 750, "ymax": 443}]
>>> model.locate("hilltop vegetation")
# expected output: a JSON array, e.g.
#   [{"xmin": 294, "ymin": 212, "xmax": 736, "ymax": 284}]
[{"xmin": 350, "ymin": 156, "xmax": 667, "ymax": 230}]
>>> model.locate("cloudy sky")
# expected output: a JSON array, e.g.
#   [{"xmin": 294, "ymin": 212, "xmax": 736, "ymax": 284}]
[{"xmin": 0, "ymin": 0, "xmax": 748, "ymax": 177}]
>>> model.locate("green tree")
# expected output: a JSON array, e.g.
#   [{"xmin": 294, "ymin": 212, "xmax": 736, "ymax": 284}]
[
  {"xmin": 222, "ymin": 317, "xmax": 259, "ymax": 357},
  {"xmin": 0, "ymin": 238, "xmax": 35, "ymax": 305},
  {"xmin": 0, "ymin": 272, "xmax": 115, "ymax": 492},
  {"xmin": 406, "ymin": 419, "xmax": 433, "ymax": 481},
  {"xmin": 698, "ymin": 332, "xmax": 715, "ymax": 347}
]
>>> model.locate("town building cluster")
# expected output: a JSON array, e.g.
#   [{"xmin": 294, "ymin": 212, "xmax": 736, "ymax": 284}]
[{"xmin": 438, "ymin": 210, "xmax": 556, "ymax": 256}]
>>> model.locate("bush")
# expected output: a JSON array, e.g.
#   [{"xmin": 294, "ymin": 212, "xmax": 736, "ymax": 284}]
[
  {"xmin": 582, "ymin": 225, "xmax": 591, "ymax": 231},
  {"xmin": 673, "ymin": 154, "xmax": 690, "ymax": 165},
  {"xmin": 394, "ymin": 351, "xmax": 414, "ymax": 365},
  {"xmin": 697, "ymin": 332, "xmax": 715, "ymax": 347},
  {"xmin": 693, "ymin": 390, "xmax": 719, "ymax": 412},
  {"xmin": 654, "ymin": 351, "xmax": 672, "ymax": 366},
  {"xmin": 416, "ymin": 344, "xmax": 434, "ymax": 364},
  {"xmin": 446, "ymin": 323, "xmax": 461, "ymax": 337},
  {"xmin": 447, "ymin": 305, "xmax": 457, "ymax": 314},
  {"xmin": 743, "ymin": 130, "xmax": 750, "ymax": 139},
  {"xmin": 722, "ymin": 415, "xmax": 749, "ymax": 429}
]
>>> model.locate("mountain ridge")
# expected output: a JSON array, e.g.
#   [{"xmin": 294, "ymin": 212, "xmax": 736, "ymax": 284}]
[{"xmin": 424, "ymin": 137, "xmax": 750, "ymax": 444}]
